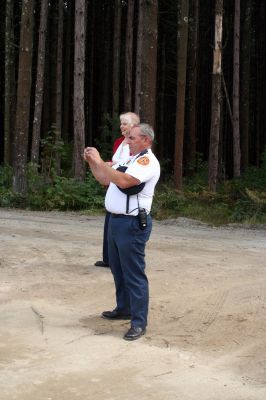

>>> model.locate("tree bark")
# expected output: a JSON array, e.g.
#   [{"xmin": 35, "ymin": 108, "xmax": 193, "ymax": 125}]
[
  {"xmin": 31, "ymin": 0, "xmax": 49, "ymax": 166},
  {"xmin": 55, "ymin": 0, "xmax": 64, "ymax": 175},
  {"xmin": 112, "ymin": 0, "xmax": 122, "ymax": 117},
  {"xmin": 62, "ymin": 1, "xmax": 73, "ymax": 144},
  {"xmin": 208, "ymin": 0, "xmax": 223, "ymax": 192},
  {"xmin": 73, "ymin": 0, "xmax": 86, "ymax": 181},
  {"xmin": 233, "ymin": 0, "xmax": 241, "ymax": 177},
  {"xmin": 124, "ymin": 0, "xmax": 134, "ymax": 111},
  {"xmin": 87, "ymin": 2, "xmax": 94, "ymax": 146},
  {"xmin": 100, "ymin": 2, "xmax": 112, "ymax": 117},
  {"xmin": 174, "ymin": 0, "xmax": 189, "ymax": 189},
  {"xmin": 13, "ymin": 0, "xmax": 35, "ymax": 194},
  {"xmin": 186, "ymin": 0, "xmax": 199, "ymax": 173},
  {"xmin": 135, "ymin": 0, "xmax": 158, "ymax": 127},
  {"xmin": 49, "ymin": 2, "xmax": 58, "ymax": 126},
  {"xmin": 255, "ymin": 1, "xmax": 266, "ymax": 165},
  {"xmin": 134, "ymin": 0, "xmax": 144, "ymax": 115},
  {"xmin": 4, "ymin": 0, "xmax": 15, "ymax": 166},
  {"xmin": 240, "ymin": 0, "xmax": 251, "ymax": 171}
]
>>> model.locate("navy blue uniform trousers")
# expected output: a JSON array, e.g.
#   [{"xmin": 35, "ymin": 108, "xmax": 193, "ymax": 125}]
[
  {"xmin": 102, "ymin": 212, "xmax": 110, "ymax": 265},
  {"xmin": 108, "ymin": 213, "xmax": 152, "ymax": 329}
]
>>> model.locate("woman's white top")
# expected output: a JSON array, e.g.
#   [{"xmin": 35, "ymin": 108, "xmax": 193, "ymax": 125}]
[{"xmin": 112, "ymin": 140, "xmax": 130, "ymax": 164}]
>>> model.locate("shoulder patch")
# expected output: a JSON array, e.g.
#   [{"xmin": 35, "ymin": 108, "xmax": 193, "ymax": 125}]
[{"xmin": 137, "ymin": 156, "xmax": 150, "ymax": 166}]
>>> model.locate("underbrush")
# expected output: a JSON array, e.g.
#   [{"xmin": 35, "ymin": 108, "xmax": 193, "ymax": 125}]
[
  {"xmin": 152, "ymin": 183, "xmax": 266, "ymax": 225},
  {"xmin": 0, "ymin": 158, "xmax": 266, "ymax": 225},
  {"xmin": 0, "ymin": 165, "xmax": 106, "ymax": 213},
  {"xmin": 152, "ymin": 153, "xmax": 266, "ymax": 225}
]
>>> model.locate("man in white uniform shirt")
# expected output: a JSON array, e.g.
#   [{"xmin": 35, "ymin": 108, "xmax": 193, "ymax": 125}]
[{"xmin": 84, "ymin": 124, "xmax": 160, "ymax": 340}]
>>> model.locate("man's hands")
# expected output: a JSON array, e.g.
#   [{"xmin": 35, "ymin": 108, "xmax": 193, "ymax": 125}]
[
  {"xmin": 83, "ymin": 147, "xmax": 111, "ymax": 185},
  {"xmin": 83, "ymin": 147, "xmax": 102, "ymax": 165},
  {"xmin": 83, "ymin": 146, "xmax": 140, "ymax": 189}
]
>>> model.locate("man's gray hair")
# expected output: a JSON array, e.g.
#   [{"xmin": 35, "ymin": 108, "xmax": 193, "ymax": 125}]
[{"xmin": 138, "ymin": 123, "xmax": 155, "ymax": 141}]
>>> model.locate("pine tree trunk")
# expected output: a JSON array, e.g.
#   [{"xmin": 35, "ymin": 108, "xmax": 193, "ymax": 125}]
[
  {"xmin": 174, "ymin": 0, "xmax": 189, "ymax": 189},
  {"xmin": 240, "ymin": 0, "xmax": 251, "ymax": 171},
  {"xmin": 255, "ymin": 1, "xmax": 266, "ymax": 165},
  {"xmin": 55, "ymin": 0, "xmax": 64, "ymax": 175},
  {"xmin": 13, "ymin": 0, "xmax": 35, "ymax": 194},
  {"xmin": 87, "ymin": 2, "xmax": 94, "ymax": 146},
  {"xmin": 62, "ymin": 1, "xmax": 73, "ymax": 143},
  {"xmin": 73, "ymin": 0, "xmax": 86, "ymax": 181},
  {"xmin": 124, "ymin": 0, "xmax": 134, "ymax": 111},
  {"xmin": 112, "ymin": 0, "xmax": 122, "ymax": 117},
  {"xmin": 134, "ymin": 1, "xmax": 144, "ymax": 115},
  {"xmin": 233, "ymin": 0, "xmax": 241, "ymax": 177},
  {"xmin": 49, "ymin": 2, "xmax": 58, "ymax": 126},
  {"xmin": 4, "ymin": 0, "xmax": 15, "ymax": 165},
  {"xmin": 186, "ymin": 0, "xmax": 199, "ymax": 174},
  {"xmin": 208, "ymin": 0, "xmax": 223, "ymax": 192},
  {"xmin": 100, "ymin": 3, "xmax": 112, "ymax": 117},
  {"xmin": 157, "ymin": 35, "xmax": 166, "ymax": 160},
  {"xmin": 31, "ymin": 0, "xmax": 49, "ymax": 166},
  {"xmin": 135, "ymin": 0, "xmax": 158, "ymax": 127}
]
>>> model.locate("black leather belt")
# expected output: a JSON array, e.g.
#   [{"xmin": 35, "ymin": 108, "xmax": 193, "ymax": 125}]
[{"xmin": 111, "ymin": 213, "xmax": 137, "ymax": 218}]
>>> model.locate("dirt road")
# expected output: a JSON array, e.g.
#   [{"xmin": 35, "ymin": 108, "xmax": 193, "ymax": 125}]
[{"xmin": 0, "ymin": 208, "xmax": 266, "ymax": 400}]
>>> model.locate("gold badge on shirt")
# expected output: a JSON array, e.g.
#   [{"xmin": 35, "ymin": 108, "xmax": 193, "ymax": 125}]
[{"xmin": 137, "ymin": 156, "xmax": 150, "ymax": 166}]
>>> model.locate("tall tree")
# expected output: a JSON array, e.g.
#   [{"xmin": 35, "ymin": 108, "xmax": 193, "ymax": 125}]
[
  {"xmin": 112, "ymin": 0, "xmax": 122, "ymax": 116},
  {"xmin": 240, "ymin": 0, "xmax": 252, "ymax": 170},
  {"xmin": 233, "ymin": 0, "xmax": 241, "ymax": 177},
  {"xmin": 4, "ymin": 0, "xmax": 15, "ymax": 165},
  {"xmin": 174, "ymin": 0, "xmax": 189, "ymax": 189},
  {"xmin": 55, "ymin": 0, "xmax": 64, "ymax": 175},
  {"xmin": 13, "ymin": 0, "xmax": 35, "ymax": 194},
  {"xmin": 208, "ymin": 0, "xmax": 223, "ymax": 192},
  {"xmin": 124, "ymin": 0, "xmax": 135, "ymax": 111},
  {"xmin": 99, "ymin": 2, "xmax": 112, "ymax": 118},
  {"xmin": 62, "ymin": 1, "xmax": 73, "ymax": 144},
  {"xmin": 31, "ymin": 0, "xmax": 49, "ymax": 166},
  {"xmin": 134, "ymin": 0, "xmax": 144, "ymax": 115},
  {"xmin": 73, "ymin": 0, "xmax": 86, "ymax": 180},
  {"xmin": 86, "ymin": 2, "xmax": 94, "ymax": 146},
  {"xmin": 255, "ymin": 1, "xmax": 266, "ymax": 165},
  {"xmin": 49, "ymin": 1, "xmax": 58, "ymax": 128},
  {"xmin": 135, "ymin": 0, "xmax": 158, "ymax": 127},
  {"xmin": 186, "ymin": 0, "xmax": 199, "ymax": 173}
]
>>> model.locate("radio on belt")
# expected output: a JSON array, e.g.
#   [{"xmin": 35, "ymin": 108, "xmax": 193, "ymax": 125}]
[{"xmin": 138, "ymin": 208, "xmax": 148, "ymax": 230}]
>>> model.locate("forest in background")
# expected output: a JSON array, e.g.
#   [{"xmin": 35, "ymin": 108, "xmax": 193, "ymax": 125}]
[{"xmin": 0, "ymin": 0, "xmax": 265, "ymax": 223}]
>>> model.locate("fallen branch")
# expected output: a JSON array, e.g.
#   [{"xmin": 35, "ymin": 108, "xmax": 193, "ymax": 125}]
[{"xmin": 31, "ymin": 305, "xmax": 45, "ymax": 335}]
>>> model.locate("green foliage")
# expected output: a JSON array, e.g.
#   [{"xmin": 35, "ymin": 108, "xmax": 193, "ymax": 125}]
[
  {"xmin": 0, "ymin": 152, "xmax": 266, "ymax": 225},
  {"xmin": 152, "ymin": 183, "xmax": 232, "ymax": 225},
  {"xmin": 60, "ymin": 142, "xmax": 74, "ymax": 176},
  {"xmin": 152, "ymin": 156, "xmax": 266, "ymax": 225},
  {"xmin": 0, "ymin": 164, "xmax": 12, "ymax": 187},
  {"xmin": 94, "ymin": 113, "xmax": 120, "ymax": 160},
  {"xmin": 183, "ymin": 154, "xmax": 208, "ymax": 192},
  {"xmin": 152, "ymin": 182, "xmax": 187, "ymax": 219},
  {"xmin": 0, "ymin": 164, "xmax": 105, "ymax": 212},
  {"xmin": 26, "ymin": 171, "xmax": 105, "ymax": 211},
  {"xmin": 40, "ymin": 125, "xmax": 66, "ymax": 178}
]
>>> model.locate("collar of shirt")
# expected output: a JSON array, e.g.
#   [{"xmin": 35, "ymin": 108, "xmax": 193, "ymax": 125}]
[{"xmin": 122, "ymin": 149, "xmax": 150, "ymax": 167}]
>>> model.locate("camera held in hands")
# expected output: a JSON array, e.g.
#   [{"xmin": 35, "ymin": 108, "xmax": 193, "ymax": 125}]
[{"xmin": 138, "ymin": 208, "xmax": 147, "ymax": 230}]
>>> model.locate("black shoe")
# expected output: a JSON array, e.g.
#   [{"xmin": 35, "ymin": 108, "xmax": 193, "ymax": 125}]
[
  {"xmin": 124, "ymin": 326, "xmax": 146, "ymax": 341},
  {"xmin": 94, "ymin": 260, "xmax": 109, "ymax": 268},
  {"xmin": 102, "ymin": 309, "xmax": 131, "ymax": 320}
]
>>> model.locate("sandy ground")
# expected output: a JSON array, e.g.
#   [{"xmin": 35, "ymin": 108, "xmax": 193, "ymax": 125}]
[{"xmin": 0, "ymin": 208, "xmax": 266, "ymax": 400}]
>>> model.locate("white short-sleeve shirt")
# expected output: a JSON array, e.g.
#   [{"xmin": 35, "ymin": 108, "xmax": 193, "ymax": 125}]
[
  {"xmin": 105, "ymin": 149, "xmax": 160, "ymax": 215},
  {"xmin": 112, "ymin": 140, "xmax": 130, "ymax": 164}
]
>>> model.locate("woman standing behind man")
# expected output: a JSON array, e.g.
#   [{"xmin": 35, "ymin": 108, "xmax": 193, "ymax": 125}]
[{"xmin": 94, "ymin": 112, "xmax": 140, "ymax": 268}]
